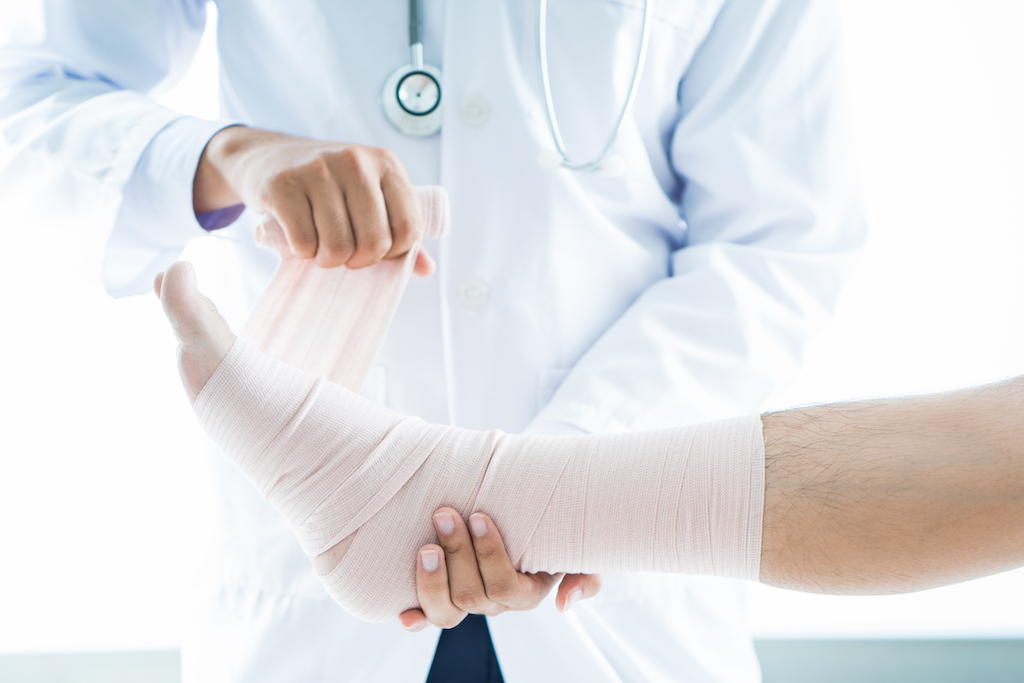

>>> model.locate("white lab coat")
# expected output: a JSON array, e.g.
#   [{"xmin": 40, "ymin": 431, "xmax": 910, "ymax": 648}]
[{"xmin": 0, "ymin": 0, "xmax": 865, "ymax": 680}]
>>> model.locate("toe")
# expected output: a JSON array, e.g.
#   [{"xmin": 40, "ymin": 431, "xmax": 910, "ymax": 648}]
[
  {"xmin": 161, "ymin": 263, "xmax": 211, "ymax": 343},
  {"xmin": 159, "ymin": 262, "xmax": 236, "ymax": 403}
]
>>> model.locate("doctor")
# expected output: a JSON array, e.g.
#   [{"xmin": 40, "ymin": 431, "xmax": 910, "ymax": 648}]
[{"xmin": 0, "ymin": 0, "xmax": 864, "ymax": 680}]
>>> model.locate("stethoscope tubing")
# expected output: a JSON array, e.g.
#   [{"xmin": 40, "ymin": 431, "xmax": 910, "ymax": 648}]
[
  {"xmin": 386, "ymin": 0, "xmax": 653, "ymax": 170},
  {"xmin": 537, "ymin": 0, "xmax": 652, "ymax": 171},
  {"xmin": 410, "ymin": 0, "xmax": 424, "ymax": 47}
]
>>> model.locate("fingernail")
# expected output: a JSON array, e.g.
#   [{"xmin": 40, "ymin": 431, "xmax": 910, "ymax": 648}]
[
  {"xmin": 404, "ymin": 620, "xmax": 427, "ymax": 632},
  {"xmin": 433, "ymin": 513, "xmax": 455, "ymax": 536},
  {"xmin": 469, "ymin": 514, "xmax": 487, "ymax": 538},
  {"xmin": 421, "ymin": 549, "xmax": 439, "ymax": 572},
  {"xmin": 564, "ymin": 588, "xmax": 582, "ymax": 613}
]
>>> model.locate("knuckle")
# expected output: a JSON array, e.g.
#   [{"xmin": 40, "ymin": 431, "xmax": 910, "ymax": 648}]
[
  {"xmin": 325, "ymin": 242, "xmax": 354, "ymax": 263},
  {"xmin": 323, "ymin": 230, "xmax": 355, "ymax": 257},
  {"xmin": 306, "ymin": 154, "xmax": 331, "ymax": 177},
  {"xmin": 391, "ymin": 216, "xmax": 423, "ymax": 245},
  {"xmin": 292, "ymin": 234, "xmax": 317, "ymax": 256},
  {"xmin": 473, "ymin": 545, "xmax": 500, "ymax": 563},
  {"xmin": 256, "ymin": 188, "xmax": 276, "ymax": 211},
  {"xmin": 419, "ymin": 580, "xmax": 449, "ymax": 600},
  {"xmin": 484, "ymin": 580, "xmax": 517, "ymax": 604},
  {"xmin": 268, "ymin": 172, "xmax": 294, "ymax": 196},
  {"xmin": 335, "ymin": 146, "xmax": 367, "ymax": 174},
  {"xmin": 441, "ymin": 539, "xmax": 470, "ymax": 557},
  {"xmin": 363, "ymin": 235, "xmax": 392, "ymax": 259},
  {"xmin": 370, "ymin": 235, "xmax": 393, "ymax": 255},
  {"xmin": 451, "ymin": 590, "xmax": 483, "ymax": 612},
  {"xmin": 374, "ymin": 146, "xmax": 401, "ymax": 172}
]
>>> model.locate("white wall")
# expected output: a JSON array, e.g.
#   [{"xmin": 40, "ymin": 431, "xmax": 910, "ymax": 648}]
[
  {"xmin": 750, "ymin": 0, "xmax": 1024, "ymax": 638},
  {"xmin": 1, "ymin": 0, "xmax": 1023, "ymax": 654},
  {"xmin": 0, "ymin": 7, "xmax": 222, "ymax": 655}
]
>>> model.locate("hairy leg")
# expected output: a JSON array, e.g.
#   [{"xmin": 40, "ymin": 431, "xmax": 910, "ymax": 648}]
[{"xmin": 760, "ymin": 380, "xmax": 1024, "ymax": 594}]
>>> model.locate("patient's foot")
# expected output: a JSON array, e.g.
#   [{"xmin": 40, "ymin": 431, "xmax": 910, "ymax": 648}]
[
  {"xmin": 156, "ymin": 261, "xmax": 353, "ymax": 573},
  {"xmin": 154, "ymin": 262, "xmax": 237, "ymax": 404}
]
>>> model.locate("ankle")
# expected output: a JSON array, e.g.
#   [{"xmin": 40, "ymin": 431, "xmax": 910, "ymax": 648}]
[{"xmin": 312, "ymin": 535, "xmax": 356, "ymax": 576}]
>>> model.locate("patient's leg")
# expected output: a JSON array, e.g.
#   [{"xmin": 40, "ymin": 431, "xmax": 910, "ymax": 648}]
[
  {"xmin": 156, "ymin": 263, "xmax": 764, "ymax": 622},
  {"xmin": 158, "ymin": 262, "xmax": 1024, "ymax": 621}
]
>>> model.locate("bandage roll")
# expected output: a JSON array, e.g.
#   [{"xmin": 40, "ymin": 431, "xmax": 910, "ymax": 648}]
[{"xmin": 241, "ymin": 186, "xmax": 449, "ymax": 391}]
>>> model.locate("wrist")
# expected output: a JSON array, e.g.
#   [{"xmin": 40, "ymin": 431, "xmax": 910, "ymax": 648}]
[{"xmin": 193, "ymin": 125, "xmax": 248, "ymax": 213}]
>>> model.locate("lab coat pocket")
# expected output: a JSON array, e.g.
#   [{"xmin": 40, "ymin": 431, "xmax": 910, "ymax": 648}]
[
  {"xmin": 360, "ymin": 365, "xmax": 388, "ymax": 406},
  {"xmin": 537, "ymin": 367, "xmax": 571, "ymax": 412}
]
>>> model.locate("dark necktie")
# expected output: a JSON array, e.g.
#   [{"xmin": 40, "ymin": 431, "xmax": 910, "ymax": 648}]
[{"xmin": 425, "ymin": 614, "xmax": 504, "ymax": 683}]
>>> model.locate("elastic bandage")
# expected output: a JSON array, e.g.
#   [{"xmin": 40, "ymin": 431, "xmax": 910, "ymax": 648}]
[{"xmin": 194, "ymin": 187, "xmax": 765, "ymax": 622}]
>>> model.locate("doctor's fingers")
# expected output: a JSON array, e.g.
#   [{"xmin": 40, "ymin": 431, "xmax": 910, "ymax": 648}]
[
  {"xmin": 263, "ymin": 146, "xmax": 416, "ymax": 269},
  {"xmin": 431, "ymin": 509, "xmax": 509, "ymax": 617},
  {"xmin": 267, "ymin": 180, "xmax": 319, "ymax": 260},
  {"xmin": 330, "ymin": 153, "xmax": 393, "ymax": 270},
  {"xmin": 555, "ymin": 572, "xmax": 603, "ymax": 613},
  {"xmin": 304, "ymin": 171, "xmax": 355, "ymax": 268},
  {"xmin": 378, "ymin": 159, "xmax": 424, "ymax": 261},
  {"xmin": 467, "ymin": 512, "xmax": 560, "ymax": 611},
  {"xmin": 398, "ymin": 606, "xmax": 430, "ymax": 633},
  {"xmin": 323, "ymin": 146, "xmax": 422, "ymax": 265},
  {"xmin": 414, "ymin": 545, "xmax": 469, "ymax": 630}
]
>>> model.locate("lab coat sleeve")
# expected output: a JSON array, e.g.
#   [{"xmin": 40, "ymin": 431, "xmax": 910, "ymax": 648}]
[
  {"xmin": 531, "ymin": 0, "xmax": 867, "ymax": 433},
  {"xmin": 0, "ymin": 0, "xmax": 238, "ymax": 298}
]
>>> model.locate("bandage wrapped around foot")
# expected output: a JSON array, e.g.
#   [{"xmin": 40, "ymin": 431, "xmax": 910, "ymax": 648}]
[{"xmin": 194, "ymin": 187, "xmax": 766, "ymax": 622}]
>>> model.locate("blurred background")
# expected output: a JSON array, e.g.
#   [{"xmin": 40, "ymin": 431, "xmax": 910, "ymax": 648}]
[{"xmin": 1, "ymin": 0, "xmax": 1023, "ymax": 680}]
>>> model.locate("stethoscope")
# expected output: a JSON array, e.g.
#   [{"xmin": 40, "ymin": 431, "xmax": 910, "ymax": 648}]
[
  {"xmin": 382, "ymin": 0, "xmax": 652, "ymax": 173},
  {"xmin": 381, "ymin": 0, "xmax": 444, "ymax": 137}
]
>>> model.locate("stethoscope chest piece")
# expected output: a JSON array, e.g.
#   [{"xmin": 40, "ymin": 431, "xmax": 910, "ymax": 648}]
[{"xmin": 382, "ymin": 62, "xmax": 443, "ymax": 137}]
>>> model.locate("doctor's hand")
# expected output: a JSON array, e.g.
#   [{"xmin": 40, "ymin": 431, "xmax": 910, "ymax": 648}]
[
  {"xmin": 398, "ymin": 508, "xmax": 602, "ymax": 632},
  {"xmin": 194, "ymin": 126, "xmax": 435, "ymax": 276}
]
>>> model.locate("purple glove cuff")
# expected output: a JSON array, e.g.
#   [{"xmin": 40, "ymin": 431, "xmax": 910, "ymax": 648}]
[{"xmin": 197, "ymin": 204, "xmax": 246, "ymax": 231}]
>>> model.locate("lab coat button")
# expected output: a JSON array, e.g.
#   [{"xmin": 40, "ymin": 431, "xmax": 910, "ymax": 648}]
[
  {"xmin": 461, "ymin": 96, "xmax": 490, "ymax": 126},
  {"xmin": 459, "ymin": 277, "xmax": 490, "ymax": 309}
]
